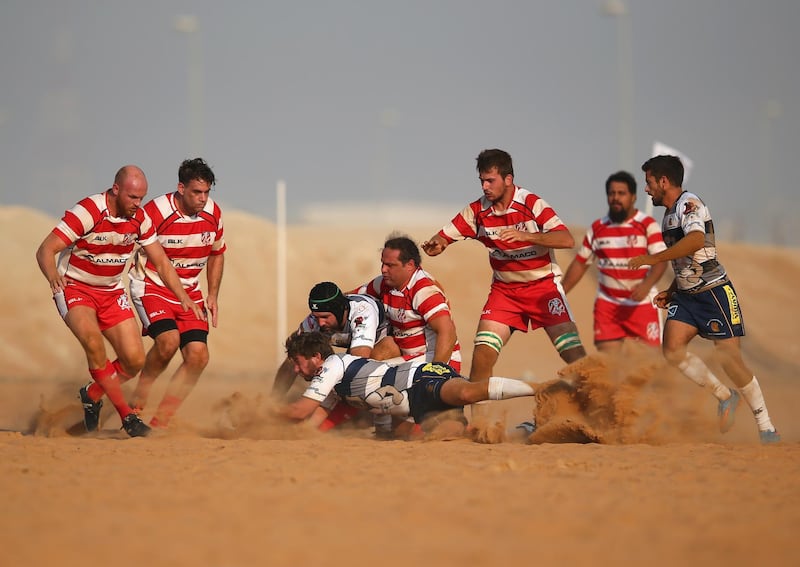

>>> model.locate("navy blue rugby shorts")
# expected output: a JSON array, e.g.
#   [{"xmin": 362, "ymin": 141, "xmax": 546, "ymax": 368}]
[
  {"xmin": 667, "ymin": 282, "xmax": 745, "ymax": 339},
  {"xmin": 408, "ymin": 362, "xmax": 462, "ymax": 423}
]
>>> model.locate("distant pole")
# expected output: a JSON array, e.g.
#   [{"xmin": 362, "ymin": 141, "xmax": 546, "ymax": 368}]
[
  {"xmin": 602, "ymin": 0, "xmax": 635, "ymax": 175},
  {"xmin": 174, "ymin": 14, "xmax": 204, "ymax": 156},
  {"xmin": 276, "ymin": 180, "xmax": 287, "ymax": 368},
  {"xmin": 762, "ymin": 99, "xmax": 783, "ymax": 244}
]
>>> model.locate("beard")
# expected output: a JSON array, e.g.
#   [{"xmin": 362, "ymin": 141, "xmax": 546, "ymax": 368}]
[{"xmin": 608, "ymin": 207, "xmax": 628, "ymax": 224}]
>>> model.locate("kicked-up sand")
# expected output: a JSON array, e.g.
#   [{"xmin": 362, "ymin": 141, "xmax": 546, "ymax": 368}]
[{"xmin": 1, "ymin": 206, "xmax": 798, "ymax": 566}]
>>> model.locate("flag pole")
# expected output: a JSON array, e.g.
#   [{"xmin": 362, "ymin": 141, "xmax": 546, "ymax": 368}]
[{"xmin": 276, "ymin": 180, "xmax": 287, "ymax": 369}]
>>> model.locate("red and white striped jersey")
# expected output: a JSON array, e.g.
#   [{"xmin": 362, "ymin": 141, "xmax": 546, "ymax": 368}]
[
  {"xmin": 574, "ymin": 210, "xmax": 667, "ymax": 305},
  {"xmin": 437, "ymin": 186, "xmax": 568, "ymax": 284},
  {"xmin": 356, "ymin": 268, "xmax": 461, "ymax": 366},
  {"xmin": 53, "ymin": 192, "xmax": 157, "ymax": 290},
  {"xmin": 129, "ymin": 192, "xmax": 226, "ymax": 302}
]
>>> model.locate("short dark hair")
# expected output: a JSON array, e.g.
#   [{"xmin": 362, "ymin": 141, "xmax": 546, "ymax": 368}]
[
  {"xmin": 285, "ymin": 331, "xmax": 334, "ymax": 360},
  {"xmin": 384, "ymin": 233, "xmax": 421, "ymax": 266},
  {"xmin": 178, "ymin": 158, "xmax": 216, "ymax": 186},
  {"xmin": 476, "ymin": 149, "xmax": 514, "ymax": 178},
  {"xmin": 605, "ymin": 170, "xmax": 637, "ymax": 195},
  {"xmin": 641, "ymin": 155, "xmax": 684, "ymax": 187}
]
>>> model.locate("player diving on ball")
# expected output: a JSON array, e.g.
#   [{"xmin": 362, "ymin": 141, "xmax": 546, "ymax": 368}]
[{"xmin": 278, "ymin": 331, "xmax": 539, "ymax": 437}]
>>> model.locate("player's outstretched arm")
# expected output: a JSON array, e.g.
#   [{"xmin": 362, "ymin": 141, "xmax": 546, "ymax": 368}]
[{"xmin": 281, "ymin": 396, "xmax": 322, "ymax": 421}]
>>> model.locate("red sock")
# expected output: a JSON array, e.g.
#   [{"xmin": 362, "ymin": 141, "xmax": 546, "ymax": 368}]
[
  {"xmin": 112, "ymin": 358, "xmax": 136, "ymax": 384},
  {"xmin": 318, "ymin": 403, "xmax": 360, "ymax": 431},
  {"xmin": 90, "ymin": 360, "xmax": 132, "ymax": 419},
  {"xmin": 151, "ymin": 395, "xmax": 182, "ymax": 428},
  {"xmin": 86, "ymin": 359, "xmax": 135, "ymax": 401},
  {"xmin": 86, "ymin": 382, "xmax": 104, "ymax": 402}
]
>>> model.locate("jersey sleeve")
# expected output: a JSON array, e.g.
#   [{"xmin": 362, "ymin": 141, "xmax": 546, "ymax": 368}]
[
  {"xmin": 52, "ymin": 195, "xmax": 103, "ymax": 245},
  {"xmin": 644, "ymin": 217, "xmax": 667, "ymax": 254},
  {"xmin": 137, "ymin": 210, "xmax": 158, "ymax": 247},
  {"xmin": 301, "ymin": 355, "xmax": 344, "ymax": 403},
  {"xmin": 574, "ymin": 227, "xmax": 595, "ymax": 265},
  {"xmin": 347, "ymin": 301, "xmax": 380, "ymax": 350},
  {"xmin": 438, "ymin": 201, "xmax": 480, "ymax": 244},
  {"xmin": 209, "ymin": 202, "xmax": 226, "ymax": 255},
  {"xmin": 679, "ymin": 195, "xmax": 708, "ymax": 235},
  {"xmin": 351, "ymin": 276, "xmax": 382, "ymax": 297},
  {"xmin": 528, "ymin": 194, "xmax": 568, "ymax": 233}
]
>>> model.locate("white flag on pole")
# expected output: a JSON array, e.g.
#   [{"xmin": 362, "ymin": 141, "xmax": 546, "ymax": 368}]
[{"xmin": 651, "ymin": 140, "xmax": 694, "ymax": 184}]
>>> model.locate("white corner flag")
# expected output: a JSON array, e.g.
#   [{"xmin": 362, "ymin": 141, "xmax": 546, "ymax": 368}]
[{"xmin": 648, "ymin": 141, "xmax": 694, "ymax": 216}]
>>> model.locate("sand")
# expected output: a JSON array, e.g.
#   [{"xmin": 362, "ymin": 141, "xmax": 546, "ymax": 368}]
[{"xmin": 1, "ymin": 205, "xmax": 798, "ymax": 567}]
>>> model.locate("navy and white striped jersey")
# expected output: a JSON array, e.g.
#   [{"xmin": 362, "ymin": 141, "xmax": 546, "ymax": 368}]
[{"xmin": 302, "ymin": 354, "xmax": 425, "ymax": 416}]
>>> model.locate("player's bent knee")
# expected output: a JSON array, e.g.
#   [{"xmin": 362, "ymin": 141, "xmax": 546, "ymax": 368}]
[{"xmin": 474, "ymin": 331, "xmax": 504, "ymax": 354}]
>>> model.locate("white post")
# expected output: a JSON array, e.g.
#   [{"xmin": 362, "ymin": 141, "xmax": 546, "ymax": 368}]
[
  {"xmin": 174, "ymin": 14, "xmax": 204, "ymax": 156},
  {"xmin": 602, "ymin": 1, "xmax": 635, "ymax": 175},
  {"xmin": 276, "ymin": 180, "xmax": 287, "ymax": 368}
]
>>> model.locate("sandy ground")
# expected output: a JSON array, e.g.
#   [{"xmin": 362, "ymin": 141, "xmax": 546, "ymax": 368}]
[{"xmin": 1, "ymin": 206, "xmax": 798, "ymax": 566}]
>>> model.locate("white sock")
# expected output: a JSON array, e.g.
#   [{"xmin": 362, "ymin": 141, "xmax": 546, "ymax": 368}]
[
  {"xmin": 488, "ymin": 376, "xmax": 535, "ymax": 400},
  {"xmin": 678, "ymin": 353, "xmax": 731, "ymax": 401},
  {"xmin": 739, "ymin": 377, "xmax": 776, "ymax": 432}
]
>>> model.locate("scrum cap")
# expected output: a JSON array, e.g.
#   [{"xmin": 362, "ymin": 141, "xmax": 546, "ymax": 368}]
[{"xmin": 308, "ymin": 281, "xmax": 348, "ymax": 324}]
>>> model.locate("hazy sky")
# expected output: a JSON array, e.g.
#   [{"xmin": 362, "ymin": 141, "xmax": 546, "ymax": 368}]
[{"xmin": 1, "ymin": 1, "xmax": 797, "ymax": 244}]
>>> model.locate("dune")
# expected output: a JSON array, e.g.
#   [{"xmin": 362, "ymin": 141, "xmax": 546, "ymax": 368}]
[{"xmin": 1, "ymin": 205, "xmax": 797, "ymax": 566}]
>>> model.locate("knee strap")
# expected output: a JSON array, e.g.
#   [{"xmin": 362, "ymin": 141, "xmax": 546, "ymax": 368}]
[
  {"xmin": 553, "ymin": 331, "xmax": 582, "ymax": 353},
  {"xmin": 474, "ymin": 331, "xmax": 504, "ymax": 354}
]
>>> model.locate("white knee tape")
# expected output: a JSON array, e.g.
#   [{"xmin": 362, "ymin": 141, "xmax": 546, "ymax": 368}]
[{"xmin": 474, "ymin": 331, "xmax": 503, "ymax": 354}]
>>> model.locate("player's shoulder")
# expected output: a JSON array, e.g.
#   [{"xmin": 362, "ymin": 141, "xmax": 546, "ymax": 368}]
[
  {"xmin": 347, "ymin": 292, "xmax": 379, "ymax": 305},
  {"xmin": 204, "ymin": 197, "xmax": 224, "ymax": 217},
  {"xmin": 75, "ymin": 193, "xmax": 108, "ymax": 218},
  {"xmin": 676, "ymin": 191, "xmax": 706, "ymax": 217},
  {"xmin": 514, "ymin": 186, "xmax": 548, "ymax": 206},
  {"xmin": 346, "ymin": 293, "xmax": 380, "ymax": 315},
  {"xmin": 409, "ymin": 268, "xmax": 438, "ymax": 289},
  {"xmin": 335, "ymin": 353, "xmax": 362, "ymax": 373},
  {"xmin": 629, "ymin": 210, "xmax": 660, "ymax": 227},
  {"xmin": 149, "ymin": 193, "xmax": 172, "ymax": 207},
  {"xmin": 591, "ymin": 217, "xmax": 608, "ymax": 231},
  {"xmin": 131, "ymin": 206, "xmax": 152, "ymax": 227},
  {"xmin": 677, "ymin": 190, "xmax": 704, "ymax": 206}
]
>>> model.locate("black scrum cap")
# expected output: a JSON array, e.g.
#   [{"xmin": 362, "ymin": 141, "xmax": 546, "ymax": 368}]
[{"xmin": 308, "ymin": 281, "xmax": 348, "ymax": 324}]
